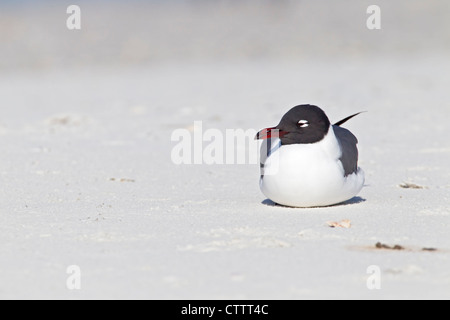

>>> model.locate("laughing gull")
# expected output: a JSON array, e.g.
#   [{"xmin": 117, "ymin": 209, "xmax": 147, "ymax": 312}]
[{"xmin": 255, "ymin": 104, "xmax": 365, "ymax": 207}]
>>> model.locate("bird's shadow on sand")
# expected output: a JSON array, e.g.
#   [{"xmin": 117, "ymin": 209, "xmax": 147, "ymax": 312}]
[{"xmin": 261, "ymin": 196, "xmax": 366, "ymax": 208}]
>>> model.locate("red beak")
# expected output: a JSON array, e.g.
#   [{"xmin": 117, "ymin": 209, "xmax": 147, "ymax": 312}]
[{"xmin": 255, "ymin": 127, "xmax": 289, "ymax": 140}]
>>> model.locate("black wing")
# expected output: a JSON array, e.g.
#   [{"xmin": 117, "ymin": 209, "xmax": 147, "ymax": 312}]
[{"xmin": 333, "ymin": 125, "xmax": 359, "ymax": 176}]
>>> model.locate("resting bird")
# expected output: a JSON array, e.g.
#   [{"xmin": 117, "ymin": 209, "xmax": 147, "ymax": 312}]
[{"xmin": 255, "ymin": 104, "xmax": 365, "ymax": 207}]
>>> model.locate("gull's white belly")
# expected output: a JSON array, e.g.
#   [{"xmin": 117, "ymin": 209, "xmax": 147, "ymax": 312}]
[{"xmin": 260, "ymin": 135, "xmax": 364, "ymax": 207}]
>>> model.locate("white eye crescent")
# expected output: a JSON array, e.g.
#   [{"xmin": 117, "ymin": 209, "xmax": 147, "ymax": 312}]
[{"xmin": 297, "ymin": 120, "xmax": 309, "ymax": 127}]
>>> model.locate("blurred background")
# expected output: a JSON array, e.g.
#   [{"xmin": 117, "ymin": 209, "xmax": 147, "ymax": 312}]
[{"xmin": 1, "ymin": 0, "xmax": 449, "ymax": 71}]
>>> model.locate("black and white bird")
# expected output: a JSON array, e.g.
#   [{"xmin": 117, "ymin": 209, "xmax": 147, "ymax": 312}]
[{"xmin": 255, "ymin": 104, "xmax": 365, "ymax": 207}]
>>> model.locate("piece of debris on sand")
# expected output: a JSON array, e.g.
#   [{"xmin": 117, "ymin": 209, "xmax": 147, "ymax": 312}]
[
  {"xmin": 375, "ymin": 242, "xmax": 404, "ymax": 250},
  {"xmin": 327, "ymin": 219, "xmax": 351, "ymax": 228},
  {"xmin": 399, "ymin": 182, "xmax": 426, "ymax": 189}
]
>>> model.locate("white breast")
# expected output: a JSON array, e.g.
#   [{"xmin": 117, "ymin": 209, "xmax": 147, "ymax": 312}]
[{"xmin": 259, "ymin": 126, "xmax": 364, "ymax": 207}]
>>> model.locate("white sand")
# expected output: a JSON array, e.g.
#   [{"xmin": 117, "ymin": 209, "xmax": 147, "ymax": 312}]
[{"xmin": 0, "ymin": 1, "xmax": 449, "ymax": 299}]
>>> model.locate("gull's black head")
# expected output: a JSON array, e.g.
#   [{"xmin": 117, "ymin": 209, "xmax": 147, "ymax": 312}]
[
  {"xmin": 273, "ymin": 104, "xmax": 331, "ymax": 145},
  {"xmin": 255, "ymin": 104, "xmax": 331, "ymax": 144}
]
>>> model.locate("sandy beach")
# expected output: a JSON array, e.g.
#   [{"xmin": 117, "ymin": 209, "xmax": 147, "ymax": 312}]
[{"xmin": 0, "ymin": 1, "xmax": 449, "ymax": 299}]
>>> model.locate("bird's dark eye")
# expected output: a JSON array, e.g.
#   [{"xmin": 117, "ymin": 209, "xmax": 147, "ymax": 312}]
[{"xmin": 297, "ymin": 120, "xmax": 309, "ymax": 128}]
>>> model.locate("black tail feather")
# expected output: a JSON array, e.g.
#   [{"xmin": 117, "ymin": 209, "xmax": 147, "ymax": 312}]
[{"xmin": 334, "ymin": 111, "xmax": 366, "ymax": 127}]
